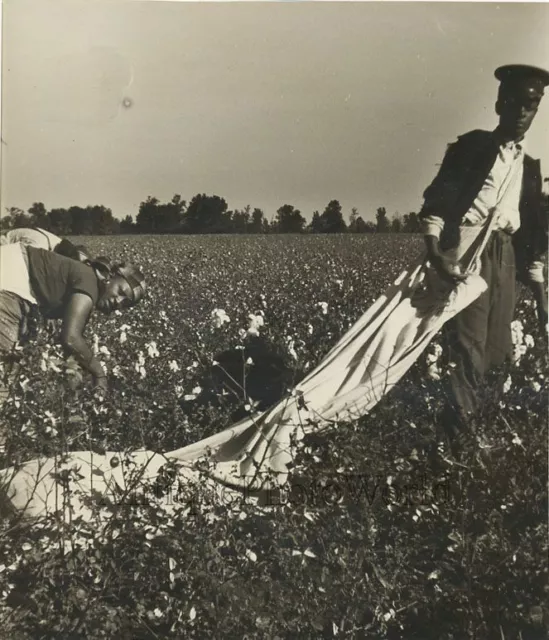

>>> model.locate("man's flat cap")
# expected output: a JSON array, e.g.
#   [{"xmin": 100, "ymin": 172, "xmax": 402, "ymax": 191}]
[{"xmin": 495, "ymin": 64, "xmax": 549, "ymax": 87}]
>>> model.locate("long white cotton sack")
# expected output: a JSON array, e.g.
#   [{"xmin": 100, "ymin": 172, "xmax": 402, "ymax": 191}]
[{"xmin": 0, "ymin": 217, "xmax": 496, "ymax": 518}]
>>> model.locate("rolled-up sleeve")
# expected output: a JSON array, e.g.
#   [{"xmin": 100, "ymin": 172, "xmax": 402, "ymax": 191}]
[
  {"xmin": 526, "ymin": 260, "xmax": 546, "ymax": 283},
  {"xmin": 421, "ymin": 214, "xmax": 445, "ymax": 238}
]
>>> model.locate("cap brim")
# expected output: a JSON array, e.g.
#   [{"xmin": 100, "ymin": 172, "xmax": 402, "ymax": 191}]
[{"xmin": 495, "ymin": 64, "xmax": 549, "ymax": 86}]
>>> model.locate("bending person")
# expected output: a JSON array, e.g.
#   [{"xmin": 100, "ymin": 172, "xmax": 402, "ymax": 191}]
[{"xmin": 0, "ymin": 243, "xmax": 146, "ymax": 412}]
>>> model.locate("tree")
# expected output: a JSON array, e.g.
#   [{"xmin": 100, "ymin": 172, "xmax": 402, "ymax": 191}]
[
  {"xmin": 231, "ymin": 205, "xmax": 251, "ymax": 233},
  {"xmin": 391, "ymin": 213, "xmax": 403, "ymax": 233},
  {"xmin": 376, "ymin": 207, "xmax": 390, "ymax": 233},
  {"xmin": 1, "ymin": 207, "xmax": 32, "ymax": 231},
  {"xmin": 319, "ymin": 200, "xmax": 347, "ymax": 233},
  {"xmin": 274, "ymin": 204, "xmax": 306, "ymax": 233},
  {"xmin": 402, "ymin": 211, "xmax": 421, "ymax": 233},
  {"xmin": 48, "ymin": 208, "xmax": 72, "ymax": 235},
  {"xmin": 136, "ymin": 197, "xmax": 160, "ymax": 233},
  {"xmin": 309, "ymin": 211, "xmax": 323, "ymax": 233},
  {"xmin": 120, "ymin": 215, "xmax": 135, "ymax": 234},
  {"xmin": 157, "ymin": 194, "xmax": 186, "ymax": 233},
  {"xmin": 28, "ymin": 202, "xmax": 49, "ymax": 229},
  {"xmin": 89, "ymin": 205, "xmax": 117, "ymax": 235},
  {"xmin": 183, "ymin": 194, "xmax": 231, "ymax": 233},
  {"xmin": 349, "ymin": 213, "xmax": 369, "ymax": 233},
  {"xmin": 69, "ymin": 206, "xmax": 93, "ymax": 235},
  {"xmin": 250, "ymin": 208, "xmax": 265, "ymax": 233}
]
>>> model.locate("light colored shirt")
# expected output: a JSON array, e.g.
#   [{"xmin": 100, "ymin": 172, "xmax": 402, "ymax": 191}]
[
  {"xmin": 0, "ymin": 228, "xmax": 62, "ymax": 251},
  {"xmin": 422, "ymin": 134, "xmax": 545, "ymax": 282},
  {"xmin": 0, "ymin": 243, "xmax": 39, "ymax": 305}
]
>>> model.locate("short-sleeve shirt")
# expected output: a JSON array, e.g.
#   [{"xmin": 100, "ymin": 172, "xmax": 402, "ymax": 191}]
[{"xmin": 26, "ymin": 247, "xmax": 99, "ymax": 318}]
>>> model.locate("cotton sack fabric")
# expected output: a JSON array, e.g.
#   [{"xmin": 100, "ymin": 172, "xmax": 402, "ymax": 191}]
[{"xmin": 1, "ymin": 213, "xmax": 499, "ymax": 519}]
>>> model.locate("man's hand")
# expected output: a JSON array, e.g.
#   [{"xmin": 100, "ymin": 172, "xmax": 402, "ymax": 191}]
[
  {"xmin": 428, "ymin": 253, "xmax": 468, "ymax": 284},
  {"xmin": 424, "ymin": 235, "xmax": 467, "ymax": 284}
]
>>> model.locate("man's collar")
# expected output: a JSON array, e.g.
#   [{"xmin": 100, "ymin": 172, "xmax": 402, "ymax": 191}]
[{"xmin": 492, "ymin": 127, "xmax": 526, "ymax": 153}]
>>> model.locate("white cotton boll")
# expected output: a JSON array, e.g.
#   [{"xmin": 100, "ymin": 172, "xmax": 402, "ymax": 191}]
[
  {"xmin": 248, "ymin": 313, "xmax": 260, "ymax": 325},
  {"xmin": 246, "ymin": 313, "xmax": 264, "ymax": 337},
  {"xmin": 511, "ymin": 433, "xmax": 523, "ymax": 446},
  {"xmin": 44, "ymin": 410, "xmax": 57, "ymax": 426},
  {"xmin": 120, "ymin": 331, "xmax": 127, "ymax": 344},
  {"xmin": 427, "ymin": 365, "xmax": 441, "ymax": 381},
  {"xmin": 146, "ymin": 341, "xmax": 159, "ymax": 358},
  {"xmin": 245, "ymin": 549, "xmax": 257, "ymax": 562},
  {"xmin": 524, "ymin": 334, "xmax": 535, "ymax": 348},
  {"xmin": 286, "ymin": 339, "xmax": 298, "ymax": 361},
  {"xmin": 169, "ymin": 360, "xmax": 180, "ymax": 373},
  {"xmin": 211, "ymin": 308, "xmax": 230, "ymax": 329},
  {"xmin": 503, "ymin": 375, "xmax": 512, "ymax": 394}
]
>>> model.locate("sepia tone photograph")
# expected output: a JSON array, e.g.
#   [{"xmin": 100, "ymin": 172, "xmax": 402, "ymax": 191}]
[{"xmin": 0, "ymin": 1, "xmax": 548, "ymax": 637}]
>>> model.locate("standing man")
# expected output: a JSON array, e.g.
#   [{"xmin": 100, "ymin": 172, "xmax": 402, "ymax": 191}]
[{"xmin": 419, "ymin": 64, "xmax": 548, "ymax": 444}]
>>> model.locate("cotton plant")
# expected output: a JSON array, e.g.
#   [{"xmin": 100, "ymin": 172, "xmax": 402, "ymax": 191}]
[
  {"xmin": 425, "ymin": 342, "xmax": 443, "ymax": 380},
  {"xmin": 247, "ymin": 312, "xmax": 265, "ymax": 337},
  {"xmin": 211, "ymin": 308, "xmax": 230, "ymax": 329}
]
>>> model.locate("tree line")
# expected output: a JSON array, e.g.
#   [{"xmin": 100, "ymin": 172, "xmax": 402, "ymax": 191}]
[{"xmin": 1, "ymin": 196, "xmax": 423, "ymax": 235}]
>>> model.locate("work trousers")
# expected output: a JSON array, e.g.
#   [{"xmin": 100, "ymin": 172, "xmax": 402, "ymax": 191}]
[
  {"xmin": 442, "ymin": 230, "xmax": 516, "ymax": 422},
  {"xmin": 0, "ymin": 291, "xmax": 31, "ymax": 411}
]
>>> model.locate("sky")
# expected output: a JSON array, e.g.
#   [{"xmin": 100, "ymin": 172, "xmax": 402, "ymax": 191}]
[{"xmin": 1, "ymin": 1, "xmax": 549, "ymax": 223}]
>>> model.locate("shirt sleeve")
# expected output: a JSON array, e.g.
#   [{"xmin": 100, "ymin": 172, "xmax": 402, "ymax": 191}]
[
  {"xmin": 421, "ymin": 214, "xmax": 445, "ymax": 238},
  {"xmin": 527, "ymin": 260, "xmax": 546, "ymax": 284},
  {"xmin": 69, "ymin": 262, "xmax": 99, "ymax": 305}
]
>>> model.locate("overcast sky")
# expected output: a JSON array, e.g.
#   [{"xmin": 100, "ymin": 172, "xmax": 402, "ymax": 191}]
[{"xmin": 1, "ymin": 1, "xmax": 548, "ymax": 222}]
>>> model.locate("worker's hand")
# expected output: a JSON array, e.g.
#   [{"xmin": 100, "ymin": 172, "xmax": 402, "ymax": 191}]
[{"xmin": 428, "ymin": 253, "xmax": 468, "ymax": 284}]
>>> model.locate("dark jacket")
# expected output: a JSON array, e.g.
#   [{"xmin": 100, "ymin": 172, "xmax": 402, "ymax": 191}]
[{"xmin": 419, "ymin": 129, "xmax": 547, "ymax": 282}]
